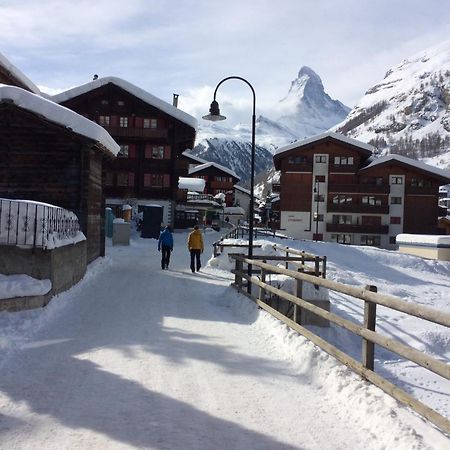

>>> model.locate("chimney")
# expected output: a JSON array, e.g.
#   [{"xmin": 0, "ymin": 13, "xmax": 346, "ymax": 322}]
[
  {"xmin": 93, "ymin": 74, "xmax": 99, "ymax": 80},
  {"xmin": 173, "ymin": 94, "xmax": 179, "ymax": 107}
]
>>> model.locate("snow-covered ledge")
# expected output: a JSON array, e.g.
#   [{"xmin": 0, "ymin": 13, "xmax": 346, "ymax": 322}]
[{"xmin": 396, "ymin": 234, "xmax": 450, "ymax": 261}]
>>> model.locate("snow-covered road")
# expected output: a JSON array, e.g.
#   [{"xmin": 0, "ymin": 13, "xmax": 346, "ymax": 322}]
[{"xmin": 0, "ymin": 230, "xmax": 448, "ymax": 449}]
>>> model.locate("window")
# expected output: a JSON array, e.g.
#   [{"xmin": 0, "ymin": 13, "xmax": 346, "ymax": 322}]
[
  {"xmin": 313, "ymin": 213, "xmax": 324, "ymax": 222},
  {"xmin": 375, "ymin": 177, "xmax": 384, "ymax": 185},
  {"xmin": 152, "ymin": 146, "xmax": 164, "ymax": 159},
  {"xmin": 315, "ymin": 175, "xmax": 326, "ymax": 183},
  {"xmin": 362, "ymin": 196, "xmax": 382, "ymax": 206},
  {"xmin": 216, "ymin": 176, "xmax": 231, "ymax": 182},
  {"xmin": 117, "ymin": 100, "xmax": 125, "ymax": 106},
  {"xmin": 390, "ymin": 216, "xmax": 401, "ymax": 224},
  {"xmin": 334, "ymin": 156, "xmax": 354, "ymax": 165},
  {"xmin": 391, "ymin": 197, "xmax": 402, "ymax": 204},
  {"xmin": 332, "ymin": 215, "xmax": 352, "ymax": 224},
  {"xmin": 101, "ymin": 99, "xmax": 109, "ymax": 105},
  {"xmin": 315, "ymin": 155, "xmax": 327, "ymax": 163},
  {"xmin": 288, "ymin": 155, "xmax": 307, "ymax": 164},
  {"xmin": 333, "ymin": 194, "xmax": 352, "ymax": 204},
  {"xmin": 411, "ymin": 178, "xmax": 424, "ymax": 187},
  {"xmin": 143, "ymin": 118, "xmax": 158, "ymax": 129},
  {"xmin": 391, "ymin": 176, "xmax": 403, "ymax": 185},
  {"xmin": 105, "ymin": 172, "xmax": 114, "ymax": 186},
  {"xmin": 99, "ymin": 115, "xmax": 110, "ymax": 126},
  {"xmin": 118, "ymin": 145, "xmax": 129, "ymax": 157},
  {"xmin": 361, "ymin": 235, "xmax": 381, "ymax": 246},
  {"xmin": 117, "ymin": 172, "xmax": 134, "ymax": 187},
  {"xmin": 119, "ymin": 117, "xmax": 128, "ymax": 127},
  {"xmin": 331, "ymin": 234, "xmax": 352, "ymax": 244},
  {"xmin": 144, "ymin": 173, "xmax": 170, "ymax": 188}
]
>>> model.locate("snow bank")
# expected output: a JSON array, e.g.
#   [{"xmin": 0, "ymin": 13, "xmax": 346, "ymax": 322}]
[{"xmin": 0, "ymin": 274, "xmax": 51, "ymax": 300}]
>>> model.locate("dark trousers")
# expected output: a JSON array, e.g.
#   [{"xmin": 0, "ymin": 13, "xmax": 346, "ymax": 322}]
[
  {"xmin": 161, "ymin": 245, "xmax": 171, "ymax": 269},
  {"xmin": 190, "ymin": 249, "xmax": 201, "ymax": 272}
]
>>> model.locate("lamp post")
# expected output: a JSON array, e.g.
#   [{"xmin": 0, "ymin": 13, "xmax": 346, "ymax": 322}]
[
  {"xmin": 314, "ymin": 179, "xmax": 320, "ymax": 241},
  {"xmin": 203, "ymin": 76, "xmax": 256, "ymax": 294}
]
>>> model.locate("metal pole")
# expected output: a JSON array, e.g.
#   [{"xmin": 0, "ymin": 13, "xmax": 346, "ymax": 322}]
[{"xmin": 315, "ymin": 180, "xmax": 319, "ymax": 241}]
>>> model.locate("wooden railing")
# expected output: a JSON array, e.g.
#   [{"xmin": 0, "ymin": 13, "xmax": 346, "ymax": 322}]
[{"xmin": 228, "ymin": 253, "xmax": 450, "ymax": 435}]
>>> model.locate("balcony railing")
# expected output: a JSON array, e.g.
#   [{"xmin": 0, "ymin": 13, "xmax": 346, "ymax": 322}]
[
  {"xmin": 0, "ymin": 198, "xmax": 81, "ymax": 249},
  {"xmin": 327, "ymin": 203, "xmax": 390, "ymax": 214},
  {"xmin": 328, "ymin": 184, "xmax": 390, "ymax": 194},
  {"xmin": 103, "ymin": 126, "xmax": 168, "ymax": 139},
  {"xmin": 326, "ymin": 223, "xmax": 389, "ymax": 234}
]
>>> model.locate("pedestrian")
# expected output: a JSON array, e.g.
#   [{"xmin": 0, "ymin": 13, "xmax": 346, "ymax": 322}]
[
  {"xmin": 158, "ymin": 225, "xmax": 173, "ymax": 270},
  {"xmin": 187, "ymin": 225, "xmax": 204, "ymax": 273}
]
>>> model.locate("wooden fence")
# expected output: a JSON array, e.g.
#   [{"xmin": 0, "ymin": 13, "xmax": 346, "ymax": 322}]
[{"xmin": 229, "ymin": 253, "xmax": 450, "ymax": 435}]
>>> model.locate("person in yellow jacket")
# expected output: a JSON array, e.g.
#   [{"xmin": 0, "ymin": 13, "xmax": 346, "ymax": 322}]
[{"xmin": 187, "ymin": 225, "xmax": 204, "ymax": 273}]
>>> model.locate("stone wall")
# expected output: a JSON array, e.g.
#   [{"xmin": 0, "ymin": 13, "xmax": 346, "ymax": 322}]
[{"xmin": 0, "ymin": 241, "xmax": 87, "ymax": 311}]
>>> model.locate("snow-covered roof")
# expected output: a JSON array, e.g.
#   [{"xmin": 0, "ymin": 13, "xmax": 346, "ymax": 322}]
[
  {"xmin": 360, "ymin": 154, "xmax": 450, "ymax": 183},
  {"xmin": 0, "ymin": 52, "xmax": 41, "ymax": 95},
  {"xmin": 396, "ymin": 234, "xmax": 450, "ymax": 247},
  {"xmin": 223, "ymin": 206, "xmax": 245, "ymax": 215},
  {"xmin": 52, "ymin": 76, "xmax": 197, "ymax": 130},
  {"xmin": 182, "ymin": 150, "xmax": 209, "ymax": 164},
  {"xmin": 274, "ymin": 131, "xmax": 375, "ymax": 157},
  {"xmin": 234, "ymin": 185, "xmax": 251, "ymax": 195},
  {"xmin": 188, "ymin": 162, "xmax": 240, "ymax": 180},
  {"xmin": 0, "ymin": 85, "xmax": 120, "ymax": 157},
  {"xmin": 178, "ymin": 177, "xmax": 206, "ymax": 192}
]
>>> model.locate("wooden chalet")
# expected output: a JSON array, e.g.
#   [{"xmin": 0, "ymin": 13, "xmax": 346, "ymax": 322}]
[
  {"xmin": 273, "ymin": 132, "xmax": 450, "ymax": 248},
  {"xmin": 53, "ymin": 77, "xmax": 197, "ymax": 226},
  {"xmin": 0, "ymin": 84, "xmax": 119, "ymax": 262}
]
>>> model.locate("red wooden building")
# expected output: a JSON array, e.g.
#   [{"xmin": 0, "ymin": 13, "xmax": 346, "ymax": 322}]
[
  {"xmin": 53, "ymin": 77, "xmax": 197, "ymax": 226},
  {"xmin": 273, "ymin": 132, "xmax": 450, "ymax": 248}
]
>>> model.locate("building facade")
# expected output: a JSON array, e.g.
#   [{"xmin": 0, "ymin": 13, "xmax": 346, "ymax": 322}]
[
  {"xmin": 53, "ymin": 77, "xmax": 197, "ymax": 226},
  {"xmin": 273, "ymin": 132, "xmax": 450, "ymax": 248}
]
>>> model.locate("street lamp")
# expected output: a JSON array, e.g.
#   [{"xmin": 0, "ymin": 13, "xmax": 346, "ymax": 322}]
[{"xmin": 203, "ymin": 76, "xmax": 256, "ymax": 294}]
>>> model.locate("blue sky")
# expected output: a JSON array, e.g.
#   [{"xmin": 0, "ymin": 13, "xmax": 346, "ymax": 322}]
[{"xmin": 1, "ymin": 0, "xmax": 449, "ymax": 125}]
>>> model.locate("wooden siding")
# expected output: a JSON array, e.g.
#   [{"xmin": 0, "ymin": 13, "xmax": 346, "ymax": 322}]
[{"xmin": 0, "ymin": 105, "xmax": 107, "ymax": 262}]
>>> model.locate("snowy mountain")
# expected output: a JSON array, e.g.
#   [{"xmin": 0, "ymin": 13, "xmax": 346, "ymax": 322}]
[
  {"xmin": 192, "ymin": 138, "xmax": 274, "ymax": 184},
  {"xmin": 334, "ymin": 40, "xmax": 450, "ymax": 167},
  {"xmin": 275, "ymin": 66, "xmax": 351, "ymax": 138},
  {"xmin": 193, "ymin": 67, "xmax": 350, "ymax": 185}
]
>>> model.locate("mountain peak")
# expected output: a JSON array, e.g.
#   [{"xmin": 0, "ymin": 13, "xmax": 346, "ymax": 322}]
[{"xmin": 297, "ymin": 66, "xmax": 322, "ymax": 83}]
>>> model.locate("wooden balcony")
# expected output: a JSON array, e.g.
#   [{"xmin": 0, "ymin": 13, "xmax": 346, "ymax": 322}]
[
  {"xmin": 326, "ymin": 223, "xmax": 389, "ymax": 234},
  {"xmin": 405, "ymin": 186, "xmax": 437, "ymax": 196},
  {"xmin": 103, "ymin": 126, "xmax": 168, "ymax": 139},
  {"xmin": 327, "ymin": 203, "xmax": 390, "ymax": 214},
  {"xmin": 328, "ymin": 184, "xmax": 390, "ymax": 194}
]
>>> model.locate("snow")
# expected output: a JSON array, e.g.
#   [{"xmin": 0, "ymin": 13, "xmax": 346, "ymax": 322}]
[
  {"xmin": 0, "ymin": 84, "xmax": 120, "ymax": 157},
  {"xmin": 0, "ymin": 230, "xmax": 449, "ymax": 448},
  {"xmin": 178, "ymin": 177, "xmax": 206, "ymax": 192},
  {"xmin": 189, "ymin": 161, "xmax": 240, "ymax": 180},
  {"xmin": 0, "ymin": 274, "xmax": 51, "ymax": 300},
  {"xmin": 0, "ymin": 52, "xmax": 41, "ymax": 95},
  {"xmin": 52, "ymin": 76, "xmax": 198, "ymax": 130},
  {"xmin": 361, "ymin": 154, "xmax": 450, "ymax": 182},
  {"xmin": 397, "ymin": 233, "xmax": 450, "ymax": 246},
  {"xmin": 274, "ymin": 131, "xmax": 375, "ymax": 157}
]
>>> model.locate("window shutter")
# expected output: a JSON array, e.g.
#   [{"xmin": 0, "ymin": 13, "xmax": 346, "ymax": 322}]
[
  {"xmin": 164, "ymin": 146, "xmax": 171, "ymax": 159},
  {"xmin": 163, "ymin": 174, "xmax": 170, "ymax": 188},
  {"xmin": 135, "ymin": 117, "xmax": 143, "ymax": 128},
  {"xmin": 128, "ymin": 173, "xmax": 135, "ymax": 187},
  {"xmin": 110, "ymin": 115, "xmax": 119, "ymax": 126},
  {"xmin": 145, "ymin": 144, "xmax": 152, "ymax": 159},
  {"xmin": 129, "ymin": 144, "xmax": 136, "ymax": 158}
]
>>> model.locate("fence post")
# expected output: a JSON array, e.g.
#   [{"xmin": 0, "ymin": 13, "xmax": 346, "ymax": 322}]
[
  {"xmin": 259, "ymin": 263, "xmax": 266, "ymax": 302},
  {"xmin": 235, "ymin": 258, "xmax": 243, "ymax": 292},
  {"xmin": 362, "ymin": 285, "xmax": 377, "ymax": 371},
  {"xmin": 322, "ymin": 256, "xmax": 327, "ymax": 278},
  {"xmin": 285, "ymin": 249, "xmax": 289, "ymax": 270},
  {"xmin": 294, "ymin": 267, "xmax": 303, "ymax": 324}
]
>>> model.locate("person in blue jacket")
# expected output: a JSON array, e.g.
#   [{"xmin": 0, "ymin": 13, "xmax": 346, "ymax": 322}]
[{"xmin": 158, "ymin": 226, "xmax": 174, "ymax": 269}]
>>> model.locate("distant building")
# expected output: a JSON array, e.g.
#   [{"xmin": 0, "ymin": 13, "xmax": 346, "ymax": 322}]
[
  {"xmin": 53, "ymin": 77, "xmax": 197, "ymax": 226},
  {"xmin": 273, "ymin": 132, "xmax": 450, "ymax": 248}
]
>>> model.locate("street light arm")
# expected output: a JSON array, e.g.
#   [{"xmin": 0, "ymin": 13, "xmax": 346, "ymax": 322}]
[{"xmin": 212, "ymin": 76, "xmax": 256, "ymax": 113}]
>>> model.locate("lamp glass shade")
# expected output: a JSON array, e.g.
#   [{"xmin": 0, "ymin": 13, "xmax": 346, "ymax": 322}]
[{"xmin": 202, "ymin": 100, "xmax": 226, "ymax": 121}]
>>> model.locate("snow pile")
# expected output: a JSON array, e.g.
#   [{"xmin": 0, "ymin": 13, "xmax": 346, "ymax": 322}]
[{"xmin": 0, "ymin": 274, "xmax": 51, "ymax": 300}]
